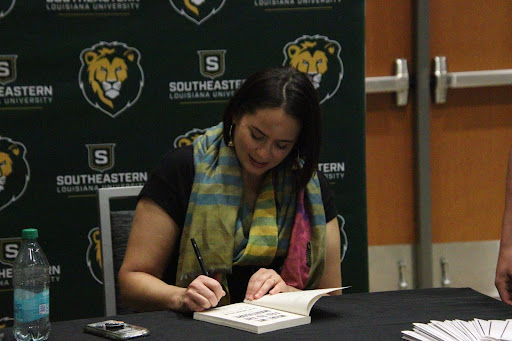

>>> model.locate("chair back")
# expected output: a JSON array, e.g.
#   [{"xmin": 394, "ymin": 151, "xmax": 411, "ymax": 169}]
[
  {"xmin": 337, "ymin": 214, "xmax": 348, "ymax": 263},
  {"xmin": 98, "ymin": 185, "xmax": 142, "ymax": 316}
]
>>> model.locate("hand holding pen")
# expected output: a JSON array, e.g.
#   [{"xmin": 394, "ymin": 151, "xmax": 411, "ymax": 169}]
[
  {"xmin": 179, "ymin": 238, "xmax": 226, "ymax": 312},
  {"xmin": 190, "ymin": 238, "xmax": 227, "ymax": 294}
]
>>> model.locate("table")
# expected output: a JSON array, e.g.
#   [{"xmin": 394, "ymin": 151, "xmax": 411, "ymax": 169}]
[{"xmin": 3, "ymin": 288, "xmax": 512, "ymax": 340}]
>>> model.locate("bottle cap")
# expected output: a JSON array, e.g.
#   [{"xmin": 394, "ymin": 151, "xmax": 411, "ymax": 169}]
[{"xmin": 22, "ymin": 228, "xmax": 38, "ymax": 239}]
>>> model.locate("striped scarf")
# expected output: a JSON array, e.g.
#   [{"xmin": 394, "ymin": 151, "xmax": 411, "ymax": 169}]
[{"xmin": 176, "ymin": 123, "xmax": 326, "ymax": 301}]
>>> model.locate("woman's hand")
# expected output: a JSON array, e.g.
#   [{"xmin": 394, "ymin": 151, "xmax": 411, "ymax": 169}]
[
  {"xmin": 181, "ymin": 275, "xmax": 226, "ymax": 312},
  {"xmin": 245, "ymin": 268, "xmax": 294, "ymax": 301}
]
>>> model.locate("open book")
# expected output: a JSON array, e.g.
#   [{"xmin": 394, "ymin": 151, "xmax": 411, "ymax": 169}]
[
  {"xmin": 193, "ymin": 287, "xmax": 343, "ymax": 334},
  {"xmin": 402, "ymin": 318, "xmax": 512, "ymax": 341}
]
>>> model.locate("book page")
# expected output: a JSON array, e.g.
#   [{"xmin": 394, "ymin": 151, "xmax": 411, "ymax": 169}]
[
  {"xmin": 412, "ymin": 322, "xmax": 458, "ymax": 341},
  {"xmin": 403, "ymin": 319, "xmax": 512, "ymax": 341},
  {"xmin": 476, "ymin": 319, "xmax": 491, "ymax": 336},
  {"xmin": 401, "ymin": 330, "xmax": 438, "ymax": 341},
  {"xmin": 430, "ymin": 320, "xmax": 470, "ymax": 340},
  {"xmin": 243, "ymin": 287, "xmax": 344, "ymax": 316},
  {"xmin": 452, "ymin": 320, "xmax": 480, "ymax": 340},
  {"xmin": 489, "ymin": 320, "xmax": 509, "ymax": 339},
  {"xmin": 500, "ymin": 320, "xmax": 512, "ymax": 340}
]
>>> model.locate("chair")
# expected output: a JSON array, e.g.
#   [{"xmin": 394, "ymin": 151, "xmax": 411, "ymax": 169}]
[
  {"xmin": 338, "ymin": 214, "xmax": 348, "ymax": 264},
  {"xmin": 97, "ymin": 185, "xmax": 143, "ymax": 316}
]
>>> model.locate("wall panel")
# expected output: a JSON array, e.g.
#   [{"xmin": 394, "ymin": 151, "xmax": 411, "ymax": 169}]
[{"xmin": 0, "ymin": 1, "xmax": 367, "ymax": 320}]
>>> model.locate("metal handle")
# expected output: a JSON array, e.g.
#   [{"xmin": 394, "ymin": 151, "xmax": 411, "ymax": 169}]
[
  {"xmin": 365, "ymin": 58, "xmax": 410, "ymax": 106},
  {"xmin": 398, "ymin": 260, "xmax": 409, "ymax": 290},
  {"xmin": 434, "ymin": 56, "xmax": 512, "ymax": 104},
  {"xmin": 440, "ymin": 257, "xmax": 451, "ymax": 288}
]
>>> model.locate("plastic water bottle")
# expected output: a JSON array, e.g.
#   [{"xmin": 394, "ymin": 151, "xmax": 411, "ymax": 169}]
[{"xmin": 12, "ymin": 228, "xmax": 51, "ymax": 341}]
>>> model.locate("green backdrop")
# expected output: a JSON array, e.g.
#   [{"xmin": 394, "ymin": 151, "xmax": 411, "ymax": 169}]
[{"xmin": 0, "ymin": 0, "xmax": 367, "ymax": 321}]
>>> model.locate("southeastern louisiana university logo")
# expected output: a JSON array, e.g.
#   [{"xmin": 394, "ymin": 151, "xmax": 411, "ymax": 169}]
[
  {"xmin": 283, "ymin": 35, "xmax": 343, "ymax": 104},
  {"xmin": 0, "ymin": 137, "xmax": 30, "ymax": 212},
  {"xmin": 0, "ymin": 55, "xmax": 16, "ymax": 85},
  {"xmin": 0, "ymin": 0, "xmax": 15, "ymax": 19},
  {"xmin": 169, "ymin": 0, "xmax": 225, "ymax": 25},
  {"xmin": 79, "ymin": 42, "xmax": 144, "ymax": 118},
  {"xmin": 86, "ymin": 143, "xmax": 115, "ymax": 173}
]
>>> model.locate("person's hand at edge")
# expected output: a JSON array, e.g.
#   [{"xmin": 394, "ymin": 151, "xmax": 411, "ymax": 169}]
[{"xmin": 496, "ymin": 244, "xmax": 512, "ymax": 304}]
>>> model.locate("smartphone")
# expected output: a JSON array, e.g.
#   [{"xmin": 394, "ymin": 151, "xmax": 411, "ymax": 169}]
[{"xmin": 84, "ymin": 320, "xmax": 150, "ymax": 340}]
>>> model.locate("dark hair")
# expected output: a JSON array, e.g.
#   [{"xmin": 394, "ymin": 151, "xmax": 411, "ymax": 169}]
[{"xmin": 223, "ymin": 66, "xmax": 322, "ymax": 189}]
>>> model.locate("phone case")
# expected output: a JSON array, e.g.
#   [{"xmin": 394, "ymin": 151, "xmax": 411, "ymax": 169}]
[{"xmin": 84, "ymin": 320, "xmax": 150, "ymax": 340}]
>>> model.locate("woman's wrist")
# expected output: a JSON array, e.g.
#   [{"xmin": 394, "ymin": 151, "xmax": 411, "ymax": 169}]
[{"xmin": 167, "ymin": 286, "xmax": 188, "ymax": 312}]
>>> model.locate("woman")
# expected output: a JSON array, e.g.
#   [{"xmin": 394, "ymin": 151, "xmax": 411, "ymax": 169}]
[{"xmin": 118, "ymin": 66, "xmax": 342, "ymax": 313}]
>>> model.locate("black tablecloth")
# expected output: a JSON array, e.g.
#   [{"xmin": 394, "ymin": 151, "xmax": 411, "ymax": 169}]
[{"xmin": 4, "ymin": 288, "xmax": 512, "ymax": 340}]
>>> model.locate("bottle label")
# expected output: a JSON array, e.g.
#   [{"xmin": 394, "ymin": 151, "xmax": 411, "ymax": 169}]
[{"xmin": 14, "ymin": 289, "xmax": 50, "ymax": 323}]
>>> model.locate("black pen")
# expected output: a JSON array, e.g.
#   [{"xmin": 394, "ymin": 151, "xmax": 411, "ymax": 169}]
[
  {"xmin": 190, "ymin": 238, "xmax": 209, "ymax": 276},
  {"xmin": 190, "ymin": 238, "xmax": 227, "ymax": 293}
]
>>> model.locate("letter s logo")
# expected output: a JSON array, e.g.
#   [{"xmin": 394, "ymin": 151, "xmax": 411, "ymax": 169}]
[
  {"xmin": 94, "ymin": 150, "xmax": 108, "ymax": 165},
  {"xmin": 0, "ymin": 61, "xmax": 10, "ymax": 77},
  {"xmin": 5, "ymin": 244, "xmax": 18, "ymax": 260},
  {"xmin": 205, "ymin": 56, "xmax": 219, "ymax": 72}
]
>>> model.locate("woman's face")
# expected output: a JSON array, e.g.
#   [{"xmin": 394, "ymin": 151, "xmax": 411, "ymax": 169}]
[{"xmin": 232, "ymin": 107, "xmax": 301, "ymax": 181}]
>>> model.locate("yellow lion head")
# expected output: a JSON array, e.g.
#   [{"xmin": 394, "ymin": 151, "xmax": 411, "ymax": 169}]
[
  {"xmin": 287, "ymin": 41, "xmax": 337, "ymax": 89},
  {"xmin": 0, "ymin": 144, "xmax": 21, "ymax": 192},
  {"xmin": 79, "ymin": 42, "xmax": 144, "ymax": 118},
  {"xmin": 83, "ymin": 47, "xmax": 135, "ymax": 109},
  {"xmin": 284, "ymin": 35, "xmax": 343, "ymax": 103},
  {"xmin": 0, "ymin": 138, "xmax": 29, "ymax": 211},
  {"xmin": 0, "ymin": 147, "xmax": 16, "ymax": 183}
]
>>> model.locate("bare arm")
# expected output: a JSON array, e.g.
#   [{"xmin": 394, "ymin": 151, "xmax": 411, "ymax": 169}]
[
  {"xmin": 317, "ymin": 217, "xmax": 342, "ymax": 294},
  {"xmin": 496, "ymin": 146, "xmax": 512, "ymax": 304},
  {"xmin": 118, "ymin": 198, "xmax": 224, "ymax": 312}
]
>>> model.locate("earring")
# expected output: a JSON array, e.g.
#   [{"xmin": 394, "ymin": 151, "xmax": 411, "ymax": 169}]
[
  {"xmin": 292, "ymin": 149, "xmax": 300, "ymax": 170},
  {"xmin": 228, "ymin": 124, "xmax": 234, "ymax": 147}
]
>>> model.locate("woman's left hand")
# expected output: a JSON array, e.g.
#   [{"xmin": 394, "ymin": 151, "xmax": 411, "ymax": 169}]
[{"xmin": 245, "ymin": 268, "xmax": 290, "ymax": 301}]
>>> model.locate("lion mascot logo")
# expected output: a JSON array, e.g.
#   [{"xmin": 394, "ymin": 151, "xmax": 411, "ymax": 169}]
[
  {"xmin": 79, "ymin": 41, "xmax": 144, "ymax": 118},
  {"xmin": 169, "ymin": 0, "xmax": 225, "ymax": 25},
  {"xmin": 86, "ymin": 227, "xmax": 103, "ymax": 284},
  {"xmin": 0, "ymin": 0, "xmax": 15, "ymax": 19},
  {"xmin": 173, "ymin": 128, "xmax": 206, "ymax": 148},
  {"xmin": 0, "ymin": 137, "xmax": 29, "ymax": 212},
  {"xmin": 283, "ymin": 35, "xmax": 343, "ymax": 104}
]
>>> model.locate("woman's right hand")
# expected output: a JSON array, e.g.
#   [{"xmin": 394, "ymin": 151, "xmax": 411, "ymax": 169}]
[{"xmin": 181, "ymin": 275, "xmax": 226, "ymax": 312}]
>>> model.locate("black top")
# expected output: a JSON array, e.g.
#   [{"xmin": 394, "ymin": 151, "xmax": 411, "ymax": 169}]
[{"xmin": 139, "ymin": 145, "xmax": 339, "ymax": 302}]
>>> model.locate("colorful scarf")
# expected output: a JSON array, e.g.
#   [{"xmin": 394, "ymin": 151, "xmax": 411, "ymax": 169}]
[{"xmin": 176, "ymin": 123, "xmax": 326, "ymax": 301}]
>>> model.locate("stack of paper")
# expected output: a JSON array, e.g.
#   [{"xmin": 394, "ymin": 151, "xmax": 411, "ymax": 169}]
[{"xmin": 402, "ymin": 319, "xmax": 512, "ymax": 341}]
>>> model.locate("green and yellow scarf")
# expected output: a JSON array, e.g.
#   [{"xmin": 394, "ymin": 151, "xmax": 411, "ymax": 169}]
[{"xmin": 176, "ymin": 123, "xmax": 326, "ymax": 300}]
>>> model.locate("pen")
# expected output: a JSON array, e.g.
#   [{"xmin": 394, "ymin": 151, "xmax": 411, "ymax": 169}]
[
  {"xmin": 190, "ymin": 237, "xmax": 209, "ymax": 276},
  {"xmin": 190, "ymin": 238, "xmax": 227, "ymax": 293}
]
